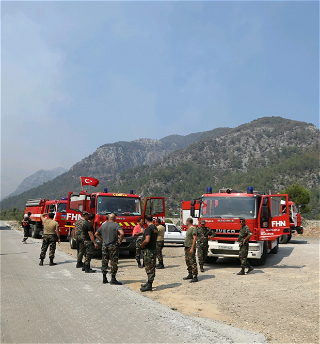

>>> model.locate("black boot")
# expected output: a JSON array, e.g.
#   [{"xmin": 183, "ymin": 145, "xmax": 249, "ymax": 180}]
[
  {"xmin": 200, "ymin": 265, "xmax": 204, "ymax": 272},
  {"xmin": 103, "ymin": 273, "xmax": 108, "ymax": 284},
  {"xmin": 82, "ymin": 265, "xmax": 85, "ymax": 271},
  {"xmin": 190, "ymin": 275, "xmax": 198, "ymax": 283},
  {"xmin": 141, "ymin": 282, "xmax": 148, "ymax": 287},
  {"xmin": 183, "ymin": 273, "xmax": 193, "ymax": 280},
  {"xmin": 49, "ymin": 258, "xmax": 57, "ymax": 266},
  {"xmin": 140, "ymin": 282, "xmax": 152, "ymax": 292},
  {"xmin": 39, "ymin": 259, "xmax": 44, "ymax": 266},
  {"xmin": 237, "ymin": 268, "xmax": 245, "ymax": 275},
  {"xmin": 247, "ymin": 264, "xmax": 254, "ymax": 274},
  {"xmin": 85, "ymin": 264, "xmax": 95, "ymax": 273},
  {"xmin": 76, "ymin": 261, "xmax": 83, "ymax": 268},
  {"xmin": 137, "ymin": 260, "xmax": 142, "ymax": 268},
  {"xmin": 110, "ymin": 275, "xmax": 122, "ymax": 285},
  {"xmin": 142, "ymin": 261, "xmax": 145, "ymax": 267},
  {"xmin": 156, "ymin": 263, "xmax": 164, "ymax": 269}
]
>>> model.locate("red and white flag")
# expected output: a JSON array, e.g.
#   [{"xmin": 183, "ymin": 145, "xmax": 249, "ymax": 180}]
[{"xmin": 80, "ymin": 176, "xmax": 99, "ymax": 187}]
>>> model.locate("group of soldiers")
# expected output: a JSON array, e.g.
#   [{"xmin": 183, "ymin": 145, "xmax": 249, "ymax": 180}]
[{"xmin": 23, "ymin": 210, "xmax": 254, "ymax": 291}]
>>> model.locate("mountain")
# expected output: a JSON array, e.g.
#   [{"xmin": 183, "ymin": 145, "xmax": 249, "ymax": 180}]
[
  {"xmin": 1, "ymin": 117, "xmax": 318, "ymax": 218},
  {"xmin": 0, "ymin": 132, "xmax": 215, "ymax": 210},
  {"xmin": 3, "ymin": 167, "xmax": 67, "ymax": 199},
  {"xmin": 112, "ymin": 117, "xmax": 319, "ymax": 218}
]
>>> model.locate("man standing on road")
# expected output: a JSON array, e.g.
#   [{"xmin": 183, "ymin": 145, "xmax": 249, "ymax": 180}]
[
  {"xmin": 183, "ymin": 218, "xmax": 198, "ymax": 282},
  {"xmin": 237, "ymin": 218, "xmax": 254, "ymax": 275},
  {"xmin": 22, "ymin": 212, "xmax": 32, "ymax": 244},
  {"xmin": 132, "ymin": 217, "xmax": 145, "ymax": 268},
  {"xmin": 197, "ymin": 220, "xmax": 215, "ymax": 272},
  {"xmin": 39, "ymin": 213, "xmax": 60, "ymax": 266},
  {"xmin": 140, "ymin": 215, "xmax": 158, "ymax": 292},
  {"xmin": 155, "ymin": 218, "xmax": 165, "ymax": 269},
  {"xmin": 95, "ymin": 213, "xmax": 124, "ymax": 285},
  {"xmin": 75, "ymin": 211, "xmax": 89, "ymax": 268},
  {"xmin": 83, "ymin": 213, "xmax": 98, "ymax": 273}
]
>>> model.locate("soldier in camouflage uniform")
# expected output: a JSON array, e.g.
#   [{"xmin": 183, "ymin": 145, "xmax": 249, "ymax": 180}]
[
  {"xmin": 39, "ymin": 213, "xmax": 60, "ymax": 266},
  {"xmin": 196, "ymin": 220, "xmax": 215, "ymax": 272},
  {"xmin": 95, "ymin": 213, "xmax": 124, "ymax": 285},
  {"xmin": 82, "ymin": 213, "xmax": 98, "ymax": 273},
  {"xmin": 237, "ymin": 218, "xmax": 254, "ymax": 275},
  {"xmin": 132, "ymin": 217, "xmax": 145, "ymax": 268},
  {"xmin": 155, "ymin": 218, "xmax": 165, "ymax": 269},
  {"xmin": 75, "ymin": 211, "xmax": 89, "ymax": 268},
  {"xmin": 183, "ymin": 218, "xmax": 198, "ymax": 282},
  {"xmin": 140, "ymin": 215, "xmax": 158, "ymax": 292}
]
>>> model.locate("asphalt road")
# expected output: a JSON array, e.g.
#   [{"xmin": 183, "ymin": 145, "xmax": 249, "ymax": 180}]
[{"xmin": 0, "ymin": 222, "xmax": 266, "ymax": 344}]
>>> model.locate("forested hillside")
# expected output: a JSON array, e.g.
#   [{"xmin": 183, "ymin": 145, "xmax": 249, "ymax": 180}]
[{"xmin": 1, "ymin": 117, "xmax": 318, "ymax": 218}]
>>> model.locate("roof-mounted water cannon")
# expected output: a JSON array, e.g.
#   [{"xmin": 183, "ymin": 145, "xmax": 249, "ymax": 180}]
[
  {"xmin": 130, "ymin": 189, "xmax": 134, "ymax": 194},
  {"xmin": 104, "ymin": 188, "xmax": 108, "ymax": 193},
  {"xmin": 206, "ymin": 187, "xmax": 212, "ymax": 194}
]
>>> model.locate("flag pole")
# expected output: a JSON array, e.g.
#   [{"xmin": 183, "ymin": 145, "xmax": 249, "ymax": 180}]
[{"xmin": 80, "ymin": 177, "xmax": 83, "ymax": 191}]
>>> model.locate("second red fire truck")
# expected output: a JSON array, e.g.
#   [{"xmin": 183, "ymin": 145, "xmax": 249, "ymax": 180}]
[{"xmin": 184, "ymin": 187, "xmax": 291, "ymax": 265}]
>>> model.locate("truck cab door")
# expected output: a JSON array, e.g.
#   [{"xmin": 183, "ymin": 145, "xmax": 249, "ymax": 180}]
[
  {"xmin": 66, "ymin": 191, "xmax": 90, "ymax": 227},
  {"xmin": 257, "ymin": 195, "xmax": 290, "ymax": 241},
  {"xmin": 143, "ymin": 197, "xmax": 165, "ymax": 224}
]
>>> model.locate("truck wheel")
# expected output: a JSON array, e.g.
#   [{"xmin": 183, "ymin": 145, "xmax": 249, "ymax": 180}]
[
  {"xmin": 206, "ymin": 257, "xmax": 218, "ymax": 263},
  {"xmin": 250, "ymin": 241, "xmax": 268, "ymax": 266},
  {"xmin": 69, "ymin": 230, "xmax": 77, "ymax": 249},
  {"xmin": 287, "ymin": 234, "xmax": 292, "ymax": 242},
  {"xmin": 31, "ymin": 225, "xmax": 38, "ymax": 238},
  {"xmin": 129, "ymin": 250, "xmax": 135, "ymax": 257},
  {"xmin": 279, "ymin": 235, "xmax": 289, "ymax": 244},
  {"xmin": 270, "ymin": 238, "xmax": 279, "ymax": 254}
]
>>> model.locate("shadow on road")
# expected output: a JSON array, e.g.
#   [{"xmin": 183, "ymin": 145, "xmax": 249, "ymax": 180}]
[{"xmin": 154, "ymin": 282, "xmax": 182, "ymax": 291}]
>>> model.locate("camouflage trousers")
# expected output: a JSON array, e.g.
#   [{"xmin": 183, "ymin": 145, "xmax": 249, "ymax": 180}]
[
  {"xmin": 84, "ymin": 240, "xmax": 95, "ymax": 269},
  {"xmin": 135, "ymin": 236, "xmax": 143, "ymax": 262},
  {"xmin": 239, "ymin": 244, "xmax": 250, "ymax": 268},
  {"xmin": 40, "ymin": 234, "xmax": 57, "ymax": 259},
  {"xmin": 102, "ymin": 245, "xmax": 119, "ymax": 275},
  {"xmin": 144, "ymin": 249, "xmax": 156, "ymax": 282},
  {"xmin": 76, "ymin": 235, "xmax": 85, "ymax": 263},
  {"xmin": 197, "ymin": 240, "xmax": 209, "ymax": 266},
  {"xmin": 185, "ymin": 247, "xmax": 198, "ymax": 276},
  {"xmin": 156, "ymin": 240, "xmax": 164, "ymax": 264}
]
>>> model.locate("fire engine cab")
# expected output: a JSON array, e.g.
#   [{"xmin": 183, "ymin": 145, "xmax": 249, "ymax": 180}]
[
  {"xmin": 190, "ymin": 187, "xmax": 291, "ymax": 266},
  {"xmin": 67, "ymin": 188, "xmax": 165, "ymax": 254},
  {"xmin": 24, "ymin": 198, "xmax": 69, "ymax": 239}
]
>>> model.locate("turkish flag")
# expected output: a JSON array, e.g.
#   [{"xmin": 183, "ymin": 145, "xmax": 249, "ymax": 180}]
[{"xmin": 80, "ymin": 176, "xmax": 99, "ymax": 187}]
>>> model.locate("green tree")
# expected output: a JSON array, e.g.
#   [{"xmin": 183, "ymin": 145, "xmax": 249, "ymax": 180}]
[{"xmin": 280, "ymin": 183, "xmax": 311, "ymax": 213}]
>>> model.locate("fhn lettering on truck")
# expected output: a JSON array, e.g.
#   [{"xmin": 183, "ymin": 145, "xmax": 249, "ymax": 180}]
[{"xmin": 66, "ymin": 213, "xmax": 82, "ymax": 221}]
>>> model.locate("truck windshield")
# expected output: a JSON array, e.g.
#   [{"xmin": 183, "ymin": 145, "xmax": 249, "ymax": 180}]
[
  {"xmin": 97, "ymin": 196, "xmax": 141, "ymax": 216},
  {"xmin": 57, "ymin": 203, "xmax": 67, "ymax": 213},
  {"xmin": 200, "ymin": 196, "xmax": 257, "ymax": 219}
]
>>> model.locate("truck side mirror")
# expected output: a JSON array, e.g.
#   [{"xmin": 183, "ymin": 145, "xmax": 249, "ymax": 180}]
[
  {"xmin": 261, "ymin": 205, "xmax": 269, "ymax": 228},
  {"xmin": 190, "ymin": 206, "xmax": 195, "ymax": 217},
  {"xmin": 90, "ymin": 195, "xmax": 95, "ymax": 209}
]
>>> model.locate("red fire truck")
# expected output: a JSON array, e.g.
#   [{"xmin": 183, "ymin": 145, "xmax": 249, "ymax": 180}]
[
  {"xmin": 181, "ymin": 200, "xmax": 200, "ymax": 231},
  {"xmin": 67, "ymin": 188, "xmax": 165, "ymax": 254},
  {"xmin": 188, "ymin": 187, "xmax": 291, "ymax": 266},
  {"xmin": 279, "ymin": 200, "xmax": 304, "ymax": 244},
  {"xmin": 24, "ymin": 198, "xmax": 69, "ymax": 239}
]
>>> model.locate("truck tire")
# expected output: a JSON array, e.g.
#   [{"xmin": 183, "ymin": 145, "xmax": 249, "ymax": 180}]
[
  {"xmin": 69, "ymin": 230, "xmax": 77, "ymax": 249},
  {"xmin": 206, "ymin": 257, "xmax": 218, "ymax": 263},
  {"xmin": 31, "ymin": 224, "xmax": 38, "ymax": 239},
  {"xmin": 250, "ymin": 241, "xmax": 268, "ymax": 266},
  {"xmin": 287, "ymin": 234, "xmax": 292, "ymax": 242},
  {"xmin": 129, "ymin": 250, "xmax": 135, "ymax": 257},
  {"xmin": 270, "ymin": 238, "xmax": 279, "ymax": 254},
  {"xmin": 279, "ymin": 235, "xmax": 289, "ymax": 244}
]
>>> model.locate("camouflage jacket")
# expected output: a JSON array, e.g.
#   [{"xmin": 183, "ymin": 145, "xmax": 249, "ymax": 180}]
[
  {"xmin": 238, "ymin": 225, "xmax": 252, "ymax": 246},
  {"xmin": 75, "ymin": 218, "xmax": 86, "ymax": 236},
  {"xmin": 196, "ymin": 226, "xmax": 215, "ymax": 244}
]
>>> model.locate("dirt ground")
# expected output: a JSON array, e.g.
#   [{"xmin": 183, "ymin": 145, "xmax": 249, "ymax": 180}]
[{"xmin": 11, "ymin": 220, "xmax": 319, "ymax": 343}]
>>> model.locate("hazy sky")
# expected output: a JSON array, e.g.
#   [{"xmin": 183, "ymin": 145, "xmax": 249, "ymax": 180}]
[{"xmin": 1, "ymin": 1, "xmax": 319, "ymax": 198}]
